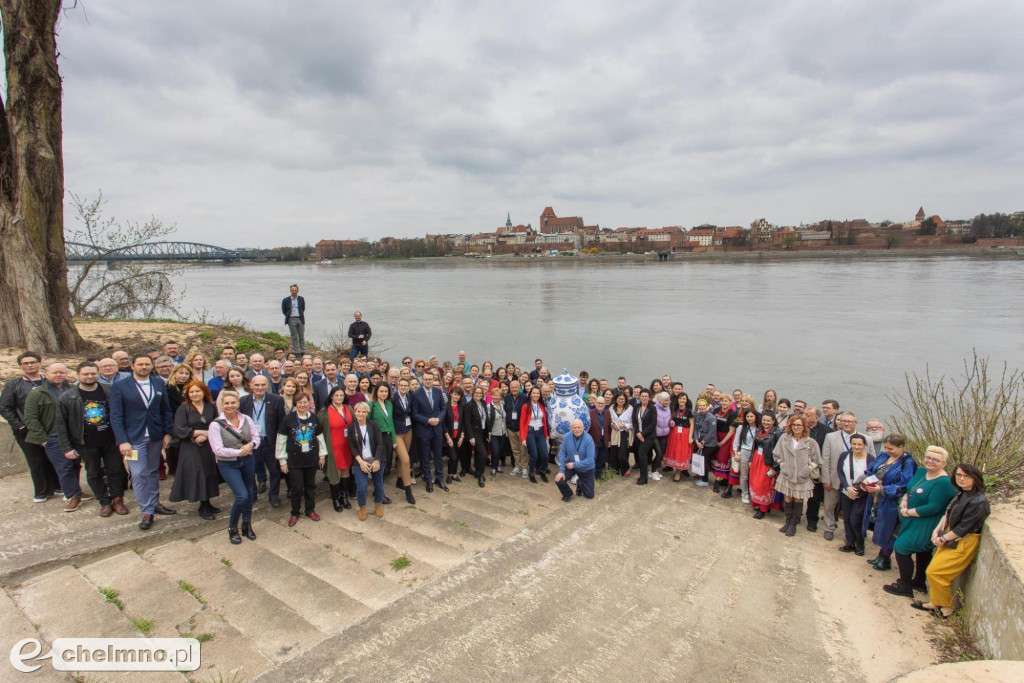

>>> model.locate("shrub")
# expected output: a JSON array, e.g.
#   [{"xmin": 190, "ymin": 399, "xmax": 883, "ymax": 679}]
[
  {"xmin": 233, "ymin": 338, "xmax": 264, "ymax": 355},
  {"xmin": 889, "ymin": 351, "xmax": 1024, "ymax": 494}
]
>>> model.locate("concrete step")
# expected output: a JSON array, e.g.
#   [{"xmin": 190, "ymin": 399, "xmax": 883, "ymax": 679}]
[
  {"xmin": 321, "ymin": 509, "xmax": 468, "ymax": 571},
  {"xmin": 79, "ymin": 550, "xmax": 201, "ymax": 639},
  {"xmin": 0, "ymin": 588, "xmax": 66, "ymax": 683},
  {"xmin": 429, "ymin": 489, "xmax": 534, "ymax": 527},
  {"xmin": 183, "ymin": 608, "xmax": 275, "ymax": 681},
  {"xmin": 409, "ymin": 494, "xmax": 520, "ymax": 539},
  {"xmin": 266, "ymin": 513, "xmax": 441, "ymax": 587},
  {"xmin": 232, "ymin": 520, "xmax": 404, "ymax": 612},
  {"xmin": 145, "ymin": 539, "xmax": 323, "ymax": 662},
  {"xmin": 13, "ymin": 566, "xmax": 140, "ymax": 642},
  {"xmin": 375, "ymin": 497, "xmax": 497, "ymax": 552}
]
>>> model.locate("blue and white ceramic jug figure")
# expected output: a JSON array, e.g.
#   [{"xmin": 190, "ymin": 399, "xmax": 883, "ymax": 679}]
[{"xmin": 548, "ymin": 369, "xmax": 590, "ymax": 442}]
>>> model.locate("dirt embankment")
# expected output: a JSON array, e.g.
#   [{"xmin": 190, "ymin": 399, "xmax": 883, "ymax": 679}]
[{"xmin": 0, "ymin": 319, "xmax": 305, "ymax": 384}]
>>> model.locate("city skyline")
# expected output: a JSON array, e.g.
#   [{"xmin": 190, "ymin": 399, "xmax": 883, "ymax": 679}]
[{"xmin": 57, "ymin": 1, "xmax": 1024, "ymax": 246}]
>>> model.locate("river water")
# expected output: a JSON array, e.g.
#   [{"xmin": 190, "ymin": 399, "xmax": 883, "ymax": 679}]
[{"xmin": 173, "ymin": 255, "xmax": 1024, "ymax": 424}]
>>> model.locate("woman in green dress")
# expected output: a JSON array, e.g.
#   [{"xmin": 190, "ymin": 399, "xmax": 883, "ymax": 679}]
[{"xmin": 883, "ymin": 445, "xmax": 957, "ymax": 597}]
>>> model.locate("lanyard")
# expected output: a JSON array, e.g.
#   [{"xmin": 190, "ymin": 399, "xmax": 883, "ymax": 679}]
[
  {"xmin": 571, "ymin": 435, "xmax": 583, "ymax": 453},
  {"xmin": 135, "ymin": 380, "xmax": 153, "ymax": 406},
  {"xmin": 253, "ymin": 399, "xmax": 265, "ymax": 422}
]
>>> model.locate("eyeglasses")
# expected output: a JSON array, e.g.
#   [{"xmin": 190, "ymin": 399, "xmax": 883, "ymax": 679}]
[
  {"xmin": 402, "ymin": 360, "xmax": 412, "ymax": 365},
  {"xmin": 954, "ymin": 472, "xmax": 972, "ymax": 479},
  {"xmin": 922, "ymin": 457, "xmax": 943, "ymax": 464},
  {"xmin": 20, "ymin": 360, "xmax": 40, "ymax": 366}
]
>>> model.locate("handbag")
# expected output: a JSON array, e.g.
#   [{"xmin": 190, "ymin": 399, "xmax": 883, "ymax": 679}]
[{"xmin": 691, "ymin": 447, "xmax": 706, "ymax": 476}]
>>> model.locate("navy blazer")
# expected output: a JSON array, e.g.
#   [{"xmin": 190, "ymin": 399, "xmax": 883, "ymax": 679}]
[
  {"xmin": 312, "ymin": 377, "xmax": 341, "ymax": 412},
  {"xmin": 239, "ymin": 393, "xmax": 286, "ymax": 445},
  {"xmin": 410, "ymin": 386, "xmax": 445, "ymax": 438},
  {"xmin": 392, "ymin": 390, "xmax": 414, "ymax": 436},
  {"xmin": 836, "ymin": 449, "xmax": 877, "ymax": 491},
  {"xmin": 281, "ymin": 295, "xmax": 306, "ymax": 324},
  {"xmin": 109, "ymin": 375, "xmax": 174, "ymax": 445}
]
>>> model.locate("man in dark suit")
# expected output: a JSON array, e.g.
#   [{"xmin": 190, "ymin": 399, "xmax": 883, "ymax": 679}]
[
  {"xmin": 410, "ymin": 372, "xmax": 447, "ymax": 493},
  {"xmin": 281, "ymin": 283, "xmax": 306, "ymax": 354},
  {"xmin": 240, "ymin": 375, "xmax": 287, "ymax": 507},
  {"xmin": 803, "ymin": 405, "xmax": 834, "ymax": 532},
  {"xmin": 108, "ymin": 354, "xmax": 176, "ymax": 530},
  {"xmin": 312, "ymin": 361, "xmax": 341, "ymax": 412}
]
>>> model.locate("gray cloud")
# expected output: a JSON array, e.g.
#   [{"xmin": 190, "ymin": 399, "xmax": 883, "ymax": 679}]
[{"xmin": 54, "ymin": 0, "xmax": 1024, "ymax": 244}]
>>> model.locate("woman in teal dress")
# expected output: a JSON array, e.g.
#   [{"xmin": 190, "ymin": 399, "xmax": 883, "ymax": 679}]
[{"xmin": 883, "ymin": 445, "xmax": 957, "ymax": 597}]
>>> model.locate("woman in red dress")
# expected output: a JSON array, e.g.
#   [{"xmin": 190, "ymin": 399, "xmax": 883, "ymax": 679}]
[
  {"xmin": 712, "ymin": 400, "xmax": 737, "ymax": 491},
  {"xmin": 664, "ymin": 391, "xmax": 694, "ymax": 480},
  {"xmin": 749, "ymin": 412, "xmax": 783, "ymax": 519},
  {"xmin": 319, "ymin": 386, "xmax": 354, "ymax": 511}
]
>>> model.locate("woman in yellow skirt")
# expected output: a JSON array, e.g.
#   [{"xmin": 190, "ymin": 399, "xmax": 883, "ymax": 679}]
[{"xmin": 911, "ymin": 463, "xmax": 991, "ymax": 618}]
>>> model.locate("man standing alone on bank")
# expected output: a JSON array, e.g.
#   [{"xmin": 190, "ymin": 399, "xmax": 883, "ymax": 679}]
[
  {"xmin": 348, "ymin": 311, "xmax": 371, "ymax": 360},
  {"xmin": 281, "ymin": 284, "xmax": 306, "ymax": 354}
]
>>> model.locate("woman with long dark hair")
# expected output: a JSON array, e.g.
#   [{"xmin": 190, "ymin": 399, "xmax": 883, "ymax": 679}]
[
  {"xmin": 607, "ymin": 391, "xmax": 634, "ymax": 478},
  {"xmin": 319, "ymin": 386, "xmax": 354, "ymax": 512},
  {"xmin": 519, "ymin": 386, "xmax": 550, "ymax": 484},
  {"xmin": 460, "ymin": 384, "xmax": 490, "ymax": 487},
  {"xmin": 749, "ymin": 411, "xmax": 781, "ymax": 518}
]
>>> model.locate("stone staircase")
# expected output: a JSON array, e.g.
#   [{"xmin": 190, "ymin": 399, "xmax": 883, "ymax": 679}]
[{"xmin": 3, "ymin": 473, "xmax": 564, "ymax": 681}]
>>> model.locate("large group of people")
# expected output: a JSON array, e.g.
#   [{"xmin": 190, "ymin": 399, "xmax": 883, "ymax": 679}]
[{"xmin": 0, "ymin": 289, "xmax": 991, "ymax": 617}]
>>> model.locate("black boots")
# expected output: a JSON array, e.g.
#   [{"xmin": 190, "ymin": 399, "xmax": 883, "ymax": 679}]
[
  {"xmin": 228, "ymin": 527, "xmax": 242, "ymax": 545},
  {"xmin": 778, "ymin": 501, "xmax": 801, "ymax": 536},
  {"xmin": 404, "ymin": 483, "xmax": 416, "ymax": 504},
  {"xmin": 721, "ymin": 484, "xmax": 733, "ymax": 499},
  {"xmin": 330, "ymin": 484, "xmax": 343, "ymax": 512},
  {"xmin": 198, "ymin": 501, "xmax": 215, "ymax": 520},
  {"xmin": 883, "ymin": 580, "xmax": 914, "ymax": 597},
  {"xmin": 240, "ymin": 521, "xmax": 256, "ymax": 541},
  {"xmin": 341, "ymin": 487, "xmax": 352, "ymax": 510},
  {"xmin": 779, "ymin": 502, "xmax": 793, "ymax": 532},
  {"xmin": 786, "ymin": 501, "xmax": 802, "ymax": 536},
  {"xmin": 867, "ymin": 551, "xmax": 891, "ymax": 570}
]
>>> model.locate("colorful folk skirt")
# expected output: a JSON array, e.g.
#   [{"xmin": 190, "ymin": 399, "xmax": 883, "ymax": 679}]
[{"xmin": 664, "ymin": 426, "xmax": 692, "ymax": 470}]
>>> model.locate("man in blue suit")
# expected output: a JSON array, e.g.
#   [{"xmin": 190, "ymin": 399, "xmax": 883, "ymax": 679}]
[
  {"xmin": 410, "ymin": 372, "xmax": 447, "ymax": 493},
  {"xmin": 109, "ymin": 354, "xmax": 176, "ymax": 530},
  {"xmin": 281, "ymin": 284, "xmax": 306, "ymax": 354}
]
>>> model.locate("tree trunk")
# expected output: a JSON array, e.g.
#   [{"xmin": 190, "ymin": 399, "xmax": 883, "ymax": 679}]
[{"xmin": 0, "ymin": 0, "xmax": 84, "ymax": 351}]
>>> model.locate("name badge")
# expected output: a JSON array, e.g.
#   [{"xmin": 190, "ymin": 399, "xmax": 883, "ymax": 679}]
[
  {"xmin": 453, "ymin": 420, "xmax": 459, "ymax": 429},
  {"xmin": 676, "ymin": 426, "xmax": 683, "ymax": 434},
  {"xmin": 301, "ymin": 442, "xmax": 310, "ymax": 453},
  {"xmin": 343, "ymin": 428, "xmax": 348, "ymax": 437},
  {"xmin": 574, "ymin": 455, "xmax": 579, "ymax": 462},
  {"xmin": 405, "ymin": 417, "xmax": 412, "ymax": 427}
]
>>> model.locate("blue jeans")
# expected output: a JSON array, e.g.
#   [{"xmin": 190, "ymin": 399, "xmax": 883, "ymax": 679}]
[
  {"xmin": 349, "ymin": 342, "xmax": 368, "ymax": 360},
  {"xmin": 525, "ymin": 428, "xmax": 548, "ymax": 475},
  {"xmin": 353, "ymin": 464, "xmax": 384, "ymax": 507},
  {"xmin": 217, "ymin": 455, "xmax": 255, "ymax": 529},
  {"xmin": 128, "ymin": 439, "xmax": 164, "ymax": 515},
  {"xmin": 44, "ymin": 435, "xmax": 82, "ymax": 498}
]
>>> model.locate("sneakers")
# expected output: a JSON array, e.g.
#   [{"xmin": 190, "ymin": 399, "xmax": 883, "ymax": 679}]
[
  {"xmin": 570, "ymin": 475, "xmax": 579, "ymax": 485},
  {"xmin": 33, "ymin": 494, "xmax": 50, "ymax": 503},
  {"xmin": 522, "ymin": 470, "xmax": 529, "ymax": 479},
  {"xmin": 741, "ymin": 493, "xmax": 751, "ymax": 504},
  {"xmin": 491, "ymin": 469, "xmax": 498, "ymax": 476},
  {"xmin": 695, "ymin": 480, "xmax": 709, "ymax": 487},
  {"xmin": 650, "ymin": 472, "xmax": 663, "ymax": 482},
  {"xmin": 63, "ymin": 495, "xmax": 82, "ymax": 512},
  {"xmin": 511, "ymin": 467, "xmax": 521, "ymax": 476}
]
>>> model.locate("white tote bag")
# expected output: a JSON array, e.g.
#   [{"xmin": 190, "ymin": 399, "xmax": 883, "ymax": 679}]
[{"xmin": 690, "ymin": 447, "xmax": 706, "ymax": 476}]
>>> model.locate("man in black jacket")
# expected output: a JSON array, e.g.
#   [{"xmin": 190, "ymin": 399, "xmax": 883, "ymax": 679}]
[
  {"xmin": 804, "ymin": 405, "xmax": 834, "ymax": 532},
  {"xmin": 240, "ymin": 375, "xmax": 287, "ymax": 507},
  {"xmin": 281, "ymin": 284, "xmax": 306, "ymax": 354},
  {"xmin": 0, "ymin": 351, "xmax": 60, "ymax": 502},
  {"xmin": 56, "ymin": 362, "xmax": 126, "ymax": 517},
  {"xmin": 347, "ymin": 311, "xmax": 371, "ymax": 360}
]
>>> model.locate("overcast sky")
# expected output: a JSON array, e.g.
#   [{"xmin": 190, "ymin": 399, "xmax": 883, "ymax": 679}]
[{"xmin": 51, "ymin": 0, "xmax": 1024, "ymax": 246}]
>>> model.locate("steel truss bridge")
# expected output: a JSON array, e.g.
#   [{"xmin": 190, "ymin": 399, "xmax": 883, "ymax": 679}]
[{"xmin": 65, "ymin": 241, "xmax": 277, "ymax": 263}]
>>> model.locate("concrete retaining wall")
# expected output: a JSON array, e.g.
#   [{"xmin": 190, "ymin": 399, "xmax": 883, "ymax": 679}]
[
  {"xmin": 0, "ymin": 424, "xmax": 27, "ymax": 477},
  {"xmin": 960, "ymin": 499, "xmax": 1024, "ymax": 660}
]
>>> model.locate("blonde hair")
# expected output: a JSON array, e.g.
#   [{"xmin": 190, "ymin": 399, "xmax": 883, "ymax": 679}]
[{"xmin": 925, "ymin": 445, "xmax": 949, "ymax": 463}]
